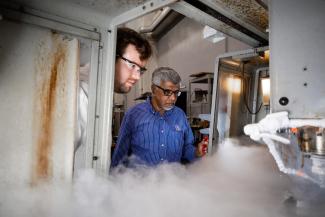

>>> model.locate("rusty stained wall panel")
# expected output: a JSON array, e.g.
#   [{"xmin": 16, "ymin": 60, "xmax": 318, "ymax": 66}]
[
  {"xmin": 210, "ymin": 0, "xmax": 268, "ymax": 32},
  {"xmin": 32, "ymin": 33, "xmax": 79, "ymax": 185},
  {"xmin": 0, "ymin": 19, "xmax": 78, "ymax": 186}
]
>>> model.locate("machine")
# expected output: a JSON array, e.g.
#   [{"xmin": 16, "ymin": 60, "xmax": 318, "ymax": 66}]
[{"xmin": 0, "ymin": 0, "xmax": 325, "ymax": 212}]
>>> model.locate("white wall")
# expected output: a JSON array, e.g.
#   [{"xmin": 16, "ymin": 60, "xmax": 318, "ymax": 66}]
[
  {"xmin": 123, "ymin": 17, "xmax": 251, "ymax": 109},
  {"xmin": 157, "ymin": 18, "xmax": 251, "ymax": 91}
]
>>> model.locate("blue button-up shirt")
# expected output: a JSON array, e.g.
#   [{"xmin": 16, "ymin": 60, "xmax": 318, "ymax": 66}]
[{"xmin": 111, "ymin": 98, "xmax": 196, "ymax": 167}]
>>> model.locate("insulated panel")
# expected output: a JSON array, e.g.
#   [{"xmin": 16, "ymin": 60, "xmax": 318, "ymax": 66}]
[{"xmin": 0, "ymin": 20, "xmax": 78, "ymax": 186}]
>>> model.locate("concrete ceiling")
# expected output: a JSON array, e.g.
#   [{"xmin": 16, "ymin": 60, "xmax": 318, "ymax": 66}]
[
  {"xmin": 138, "ymin": 0, "xmax": 269, "ymax": 45},
  {"xmin": 2, "ymin": 0, "xmax": 269, "ymax": 45},
  {"xmin": 61, "ymin": 0, "xmax": 269, "ymax": 34},
  {"xmin": 180, "ymin": 0, "xmax": 269, "ymax": 45},
  {"xmin": 210, "ymin": 0, "xmax": 268, "ymax": 32}
]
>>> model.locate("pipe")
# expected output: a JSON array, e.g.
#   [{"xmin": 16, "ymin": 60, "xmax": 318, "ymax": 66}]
[
  {"xmin": 244, "ymin": 111, "xmax": 323, "ymax": 186},
  {"xmin": 139, "ymin": 7, "xmax": 171, "ymax": 33},
  {"xmin": 260, "ymin": 133, "xmax": 290, "ymax": 144},
  {"xmin": 252, "ymin": 67, "xmax": 269, "ymax": 123},
  {"xmin": 289, "ymin": 119, "xmax": 325, "ymax": 128},
  {"xmin": 262, "ymin": 137, "xmax": 319, "ymax": 185}
]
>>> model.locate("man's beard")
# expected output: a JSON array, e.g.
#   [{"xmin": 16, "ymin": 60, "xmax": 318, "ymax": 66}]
[
  {"xmin": 163, "ymin": 105, "xmax": 174, "ymax": 111},
  {"xmin": 115, "ymin": 82, "xmax": 131, "ymax": 94}
]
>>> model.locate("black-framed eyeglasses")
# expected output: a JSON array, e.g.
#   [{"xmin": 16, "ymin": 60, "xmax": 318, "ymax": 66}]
[
  {"xmin": 117, "ymin": 55, "xmax": 147, "ymax": 75},
  {"xmin": 154, "ymin": 84, "xmax": 181, "ymax": 97}
]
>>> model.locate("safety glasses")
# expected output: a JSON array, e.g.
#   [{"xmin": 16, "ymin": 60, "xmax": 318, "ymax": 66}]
[
  {"xmin": 117, "ymin": 55, "xmax": 147, "ymax": 75},
  {"xmin": 155, "ymin": 84, "xmax": 181, "ymax": 97}
]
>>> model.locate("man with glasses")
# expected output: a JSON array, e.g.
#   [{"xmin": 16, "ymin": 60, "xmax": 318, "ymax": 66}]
[
  {"xmin": 111, "ymin": 67, "xmax": 207, "ymax": 168},
  {"xmin": 76, "ymin": 27, "xmax": 152, "ymax": 169},
  {"xmin": 114, "ymin": 27, "xmax": 152, "ymax": 93}
]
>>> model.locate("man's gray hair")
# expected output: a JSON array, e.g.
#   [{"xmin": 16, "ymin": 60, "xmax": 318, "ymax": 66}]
[{"xmin": 152, "ymin": 67, "xmax": 181, "ymax": 86}]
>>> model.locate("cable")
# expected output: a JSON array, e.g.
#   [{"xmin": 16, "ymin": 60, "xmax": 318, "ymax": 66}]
[{"xmin": 241, "ymin": 62, "xmax": 263, "ymax": 115}]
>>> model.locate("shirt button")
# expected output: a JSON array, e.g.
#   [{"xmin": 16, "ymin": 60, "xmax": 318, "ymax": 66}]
[
  {"xmin": 161, "ymin": 130, "xmax": 164, "ymax": 133},
  {"xmin": 161, "ymin": 144, "xmax": 164, "ymax": 147},
  {"xmin": 160, "ymin": 158, "xmax": 164, "ymax": 161}
]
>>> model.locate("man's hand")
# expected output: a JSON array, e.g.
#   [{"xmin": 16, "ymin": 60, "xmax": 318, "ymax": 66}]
[{"xmin": 196, "ymin": 138, "xmax": 208, "ymax": 157}]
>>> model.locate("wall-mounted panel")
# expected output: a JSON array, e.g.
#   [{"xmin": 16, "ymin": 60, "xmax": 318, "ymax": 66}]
[{"xmin": 270, "ymin": 0, "xmax": 325, "ymax": 118}]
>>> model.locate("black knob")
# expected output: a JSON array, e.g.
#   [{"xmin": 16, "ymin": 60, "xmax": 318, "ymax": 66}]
[{"xmin": 279, "ymin": 97, "xmax": 289, "ymax": 106}]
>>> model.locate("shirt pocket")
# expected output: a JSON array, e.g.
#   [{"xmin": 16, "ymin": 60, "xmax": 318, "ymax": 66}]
[
  {"xmin": 133, "ymin": 123, "xmax": 156, "ymax": 152},
  {"xmin": 169, "ymin": 129, "xmax": 184, "ymax": 155}
]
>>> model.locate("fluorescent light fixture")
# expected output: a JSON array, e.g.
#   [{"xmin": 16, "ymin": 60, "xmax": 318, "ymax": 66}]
[
  {"xmin": 203, "ymin": 26, "xmax": 225, "ymax": 43},
  {"xmin": 261, "ymin": 77, "xmax": 270, "ymax": 105}
]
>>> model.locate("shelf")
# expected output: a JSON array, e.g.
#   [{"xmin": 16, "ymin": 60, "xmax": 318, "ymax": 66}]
[
  {"xmin": 190, "ymin": 73, "xmax": 214, "ymax": 83},
  {"xmin": 188, "ymin": 73, "xmax": 214, "ymax": 123}
]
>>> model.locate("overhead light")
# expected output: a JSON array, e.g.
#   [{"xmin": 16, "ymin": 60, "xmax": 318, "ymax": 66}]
[
  {"xmin": 263, "ymin": 50, "xmax": 270, "ymax": 61},
  {"xmin": 227, "ymin": 76, "xmax": 241, "ymax": 94},
  {"xmin": 203, "ymin": 26, "xmax": 225, "ymax": 43},
  {"xmin": 257, "ymin": 50, "xmax": 270, "ymax": 61},
  {"xmin": 261, "ymin": 77, "xmax": 270, "ymax": 105}
]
